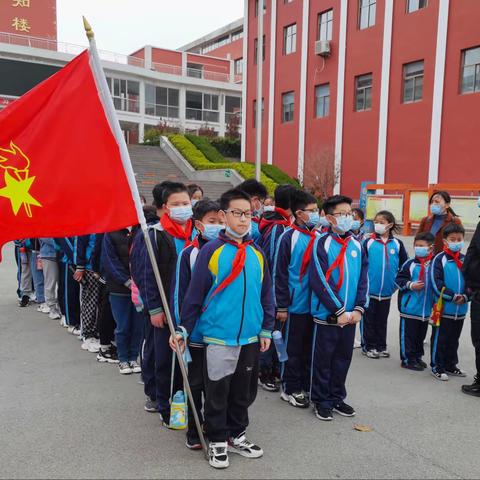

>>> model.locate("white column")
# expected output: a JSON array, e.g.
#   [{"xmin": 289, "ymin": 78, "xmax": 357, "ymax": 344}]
[
  {"xmin": 144, "ymin": 45, "xmax": 152, "ymax": 70},
  {"xmin": 267, "ymin": 0, "xmax": 277, "ymax": 165},
  {"xmin": 139, "ymin": 122, "xmax": 145, "ymax": 143},
  {"xmin": 255, "ymin": 0, "xmax": 264, "ymax": 180},
  {"xmin": 428, "ymin": 0, "xmax": 450, "ymax": 185},
  {"xmin": 219, "ymin": 93, "xmax": 226, "ymax": 136},
  {"xmin": 333, "ymin": 0, "xmax": 348, "ymax": 195},
  {"xmin": 229, "ymin": 55, "xmax": 235, "ymax": 83},
  {"xmin": 297, "ymin": 0, "xmax": 310, "ymax": 181},
  {"xmin": 241, "ymin": 0, "xmax": 249, "ymax": 162},
  {"xmin": 181, "ymin": 51, "xmax": 188, "ymax": 77},
  {"xmin": 376, "ymin": 0, "xmax": 394, "ymax": 185},
  {"xmin": 179, "ymin": 86, "xmax": 186, "ymax": 132}
]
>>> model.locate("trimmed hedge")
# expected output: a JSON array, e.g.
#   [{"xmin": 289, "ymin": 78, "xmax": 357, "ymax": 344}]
[
  {"xmin": 185, "ymin": 134, "xmax": 226, "ymax": 164},
  {"xmin": 210, "ymin": 137, "xmax": 241, "ymax": 159},
  {"xmin": 259, "ymin": 164, "xmax": 300, "ymax": 188}
]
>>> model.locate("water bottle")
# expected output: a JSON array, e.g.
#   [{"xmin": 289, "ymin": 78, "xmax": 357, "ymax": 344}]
[
  {"xmin": 272, "ymin": 330, "xmax": 288, "ymax": 363},
  {"xmin": 169, "ymin": 391, "xmax": 187, "ymax": 430}
]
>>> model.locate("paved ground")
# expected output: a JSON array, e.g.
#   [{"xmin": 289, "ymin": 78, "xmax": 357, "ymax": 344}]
[{"xmin": 0, "ymin": 240, "xmax": 479, "ymax": 479}]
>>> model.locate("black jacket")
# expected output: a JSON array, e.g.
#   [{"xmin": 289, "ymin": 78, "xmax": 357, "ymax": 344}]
[
  {"xmin": 463, "ymin": 222, "xmax": 480, "ymax": 292},
  {"xmin": 102, "ymin": 229, "xmax": 132, "ymax": 295}
]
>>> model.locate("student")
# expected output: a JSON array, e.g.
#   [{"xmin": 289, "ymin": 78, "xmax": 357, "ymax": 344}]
[
  {"xmin": 362, "ymin": 211, "xmax": 408, "ymax": 359},
  {"xmin": 39, "ymin": 238, "xmax": 61, "ymax": 319},
  {"xmin": 17, "ymin": 239, "xmax": 34, "ymax": 307},
  {"xmin": 309, "ymin": 195, "xmax": 368, "ymax": 421},
  {"xmin": 430, "ymin": 223, "xmax": 470, "ymax": 381},
  {"xmin": 130, "ymin": 181, "xmax": 195, "ymax": 426},
  {"xmin": 274, "ymin": 190, "xmax": 319, "ymax": 407},
  {"xmin": 351, "ymin": 208, "xmax": 366, "ymax": 242},
  {"xmin": 172, "ymin": 199, "xmax": 224, "ymax": 450},
  {"xmin": 174, "ymin": 188, "xmax": 275, "ymax": 469},
  {"xmin": 396, "ymin": 232, "xmax": 436, "ymax": 370},
  {"xmin": 187, "ymin": 183, "xmax": 204, "ymax": 207},
  {"xmin": 237, "ymin": 179, "xmax": 268, "ymax": 244},
  {"xmin": 264, "ymin": 196, "xmax": 275, "ymax": 207}
]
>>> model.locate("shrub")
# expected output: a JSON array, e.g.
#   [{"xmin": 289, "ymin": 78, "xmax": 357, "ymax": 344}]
[
  {"xmin": 197, "ymin": 123, "xmax": 217, "ymax": 138},
  {"xmin": 210, "ymin": 137, "xmax": 241, "ymax": 159},
  {"xmin": 143, "ymin": 127, "xmax": 161, "ymax": 145},
  {"xmin": 260, "ymin": 164, "xmax": 301, "ymax": 188},
  {"xmin": 185, "ymin": 134, "xmax": 225, "ymax": 164}
]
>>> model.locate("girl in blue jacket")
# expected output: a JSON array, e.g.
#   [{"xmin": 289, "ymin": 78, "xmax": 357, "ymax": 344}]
[{"xmin": 363, "ymin": 211, "xmax": 408, "ymax": 359}]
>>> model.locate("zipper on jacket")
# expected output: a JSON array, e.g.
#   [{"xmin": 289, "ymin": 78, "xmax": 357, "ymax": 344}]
[{"xmin": 237, "ymin": 268, "xmax": 247, "ymax": 344}]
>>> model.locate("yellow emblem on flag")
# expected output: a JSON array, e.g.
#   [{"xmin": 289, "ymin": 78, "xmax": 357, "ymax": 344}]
[{"xmin": 0, "ymin": 141, "xmax": 42, "ymax": 217}]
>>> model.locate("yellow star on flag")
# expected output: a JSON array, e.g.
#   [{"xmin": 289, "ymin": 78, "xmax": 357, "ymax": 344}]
[{"xmin": 0, "ymin": 171, "xmax": 41, "ymax": 216}]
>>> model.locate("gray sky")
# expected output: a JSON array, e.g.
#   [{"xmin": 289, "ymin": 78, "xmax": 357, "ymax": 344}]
[{"xmin": 57, "ymin": 0, "xmax": 244, "ymax": 54}]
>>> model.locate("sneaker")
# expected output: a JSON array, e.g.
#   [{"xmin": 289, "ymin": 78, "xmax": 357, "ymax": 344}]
[
  {"xmin": 96, "ymin": 346, "xmax": 119, "ymax": 364},
  {"xmin": 59, "ymin": 316, "xmax": 68, "ymax": 328},
  {"xmin": 280, "ymin": 391, "xmax": 310, "ymax": 408},
  {"xmin": 48, "ymin": 309, "xmax": 62, "ymax": 320},
  {"xmin": 159, "ymin": 410, "xmax": 170, "ymax": 428},
  {"xmin": 378, "ymin": 350, "xmax": 390, "ymax": 358},
  {"xmin": 144, "ymin": 399, "xmax": 159, "ymax": 413},
  {"xmin": 209, "ymin": 442, "xmax": 229, "ymax": 469},
  {"xmin": 81, "ymin": 337, "xmax": 100, "ymax": 353},
  {"xmin": 228, "ymin": 432, "xmax": 263, "ymax": 459},
  {"xmin": 67, "ymin": 325, "xmax": 81, "ymax": 335},
  {"xmin": 37, "ymin": 303, "xmax": 50, "ymax": 314},
  {"xmin": 118, "ymin": 362, "xmax": 133, "ymax": 375},
  {"xmin": 129, "ymin": 360, "xmax": 142, "ymax": 373},
  {"xmin": 445, "ymin": 367, "xmax": 467, "ymax": 378},
  {"xmin": 431, "ymin": 370, "xmax": 449, "ymax": 381},
  {"xmin": 18, "ymin": 295, "xmax": 30, "ymax": 307},
  {"xmin": 186, "ymin": 432, "xmax": 202, "ymax": 450},
  {"xmin": 417, "ymin": 359, "xmax": 428, "ymax": 369},
  {"xmin": 258, "ymin": 371, "xmax": 279, "ymax": 392},
  {"xmin": 363, "ymin": 349, "xmax": 380, "ymax": 359},
  {"xmin": 314, "ymin": 405, "xmax": 333, "ymax": 421},
  {"xmin": 333, "ymin": 402, "xmax": 356, "ymax": 417},
  {"xmin": 461, "ymin": 375, "xmax": 480, "ymax": 397},
  {"xmin": 401, "ymin": 362, "xmax": 424, "ymax": 371},
  {"xmin": 353, "ymin": 339, "xmax": 362, "ymax": 349}
]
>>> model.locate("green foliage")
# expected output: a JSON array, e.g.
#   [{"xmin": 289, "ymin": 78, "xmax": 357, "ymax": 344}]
[
  {"xmin": 185, "ymin": 134, "xmax": 225, "ymax": 164},
  {"xmin": 260, "ymin": 164, "xmax": 301, "ymax": 188},
  {"xmin": 210, "ymin": 137, "xmax": 241, "ymax": 158},
  {"xmin": 143, "ymin": 127, "xmax": 161, "ymax": 145}
]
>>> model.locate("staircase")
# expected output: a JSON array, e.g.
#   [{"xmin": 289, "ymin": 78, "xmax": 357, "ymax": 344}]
[{"xmin": 128, "ymin": 145, "xmax": 233, "ymax": 202}]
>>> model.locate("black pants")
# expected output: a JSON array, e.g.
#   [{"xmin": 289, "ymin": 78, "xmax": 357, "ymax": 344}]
[
  {"xmin": 399, "ymin": 317, "xmax": 429, "ymax": 365},
  {"xmin": 187, "ymin": 345, "xmax": 205, "ymax": 437},
  {"xmin": 204, "ymin": 343, "xmax": 259, "ymax": 443},
  {"xmin": 363, "ymin": 298, "xmax": 391, "ymax": 352},
  {"xmin": 282, "ymin": 313, "xmax": 313, "ymax": 394},
  {"xmin": 310, "ymin": 323, "xmax": 355, "ymax": 409},
  {"xmin": 97, "ymin": 283, "xmax": 116, "ymax": 346},
  {"xmin": 470, "ymin": 293, "xmax": 480, "ymax": 376},
  {"xmin": 58, "ymin": 262, "xmax": 80, "ymax": 327},
  {"xmin": 430, "ymin": 317, "xmax": 465, "ymax": 373},
  {"xmin": 80, "ymin": 270, "xmax": 100, "ymax": 339}
]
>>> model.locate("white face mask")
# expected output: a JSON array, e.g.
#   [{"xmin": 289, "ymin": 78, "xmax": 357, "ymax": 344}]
[{"xmin": 374, "ymin": 223, "xmax": 389, "ymax": 235}]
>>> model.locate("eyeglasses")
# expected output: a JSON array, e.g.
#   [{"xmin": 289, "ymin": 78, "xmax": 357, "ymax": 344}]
[
  {"xmin": 225, "ymin": 209, "xmax": 253, "ymax": 219},
  {"xmin": 332, "ymin": 212, "xmax": 352, "ymax": 218}
]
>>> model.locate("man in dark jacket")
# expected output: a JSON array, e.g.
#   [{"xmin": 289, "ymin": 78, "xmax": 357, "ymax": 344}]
[{"xmin": 462, "ymin": 214, "xmax": 480, "ymax": 397}]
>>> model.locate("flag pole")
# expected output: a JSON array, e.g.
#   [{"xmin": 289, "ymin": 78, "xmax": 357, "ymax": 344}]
[{"xmin": 82, "ymin": 17, "xmax": 208, "ymax": 458}]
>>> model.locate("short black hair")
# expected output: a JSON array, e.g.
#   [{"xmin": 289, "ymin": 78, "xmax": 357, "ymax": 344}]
[
  {"xmin": 193, "ymin": 199, "xmax": 220, "ymax": 221},
  {"xmin": 274, "ymin": 184, "xmax": 297, "ymax": 210},
  {"xmin": 443, "ymin": 222, "xmax": 465, "ymax": 238},
  {"xmin": 414, "ymin": 231, "xmax": 435, "ymax": 244},
  {"xmin": 238, "ymin": 179, "xmax": 268, "ymax": 200},
  {"xmin": 375, "ymin": 210, "xmax": 400, "ymax": 234},
  {"xmin": 152, "ymin": 181, "xmax": 174, "ymax": 208},
  {"xmin": 290, "ymin": 189, "xmax": 318, "ymax": 216},
  {"xmin": 162, "ymin": 182, "xmax": 188, "ymax": 205},
  {"xmin": 220, "ymin": 188, "xmax": 251, "ymax": 211},
  {"xmin": 352, "ymin": 207, "xmax": 365, "ymax": 221},
  {"xmin": 322, "ymin": 195, "xmax": 352, "ymax": 215},
  {"xmin": 187, "ymin": 183, "xmax": 204, "ymax": 198}
]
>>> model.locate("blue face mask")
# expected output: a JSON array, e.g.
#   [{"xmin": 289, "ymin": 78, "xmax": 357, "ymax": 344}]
[
  {"xmin": 431, "ymin": 204, "xmax": 444, "ymax": 216},
  {"xmin": 202, "ymin": 224, "xmax": 223, "ymax": 241},
  {"xmin": 191, "ymin": 199, "xmax": 199, "ymax": 207},
  {"xmin": 448, "ymin": 241, "xmax": 464, "ymax": 253},
  {"xmin": 306, "ymin": 212, "xmax": 320, "ymax": 228},
  {"xmin": 169, "ymin": 205, "xmax": 193, "ymax": 223},
  {"xmin": 318, "ymin": 217, "xmax": 330, "ymax": 228},
  {"xmin": 335, "ymin": 215, "xmax": 353, "ymax": 234},
  {"xmin": 415, "ymin": 246, "xmax": 430, "ymax": 258},
  {"xmin": 350, "ymin": 220, "xmax": 361, "ymax": 231}
]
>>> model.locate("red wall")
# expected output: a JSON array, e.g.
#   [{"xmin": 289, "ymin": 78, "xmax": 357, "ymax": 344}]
[
  {"xmin": 206, "ymin": 38, "xmax": 243, "ymax": 62},
  {"xmin": 187, "ymin": 53, "xmax": 230, "ymax": 74},
  {"xmin": 151, "ymin": 48, "xmax": 182, "ymax": 66},
  {"xmin": 0, "ymin": 0, "xmax": 56, "ymax": 39}
]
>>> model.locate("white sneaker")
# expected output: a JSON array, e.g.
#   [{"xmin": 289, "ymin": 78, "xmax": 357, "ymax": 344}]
[
  {"xmin": 209, "ymin": 442, "xmax": 229, "ymax": 469},
  {"xmin": 353, "ymin": 339, "xmax": 362, "ymax": 349},
  {"xmin": 431, "ymin": 370, "xmax": 449, "ymax": 381},
  {"xmin": 118, "ymin": 362, "xmax": 133, "ymax": 375},
  {"xmin": 37, "ymin": 303, "xmax": 50, "ymax": 314},
  {"xmin": 48, "ymin": 309, "xmax": 61, "ymax": 320},
  {"xmin": 81, "ymin": 338, "xmax": 100, "ymax": 353},
  {"xmin": 227, "ymin": 432, "xmax": 263, "ymax": 458},
  {"xmin": 67, "ymin": 326, "xmax": 81, "ymax": 336},
  {"xmin": 129, "ymin": 360, "xmax": 142, "ymax": 374},
  {"xmin": 59, "ymin": 316, "xmax": 68, "ymax": 328}
]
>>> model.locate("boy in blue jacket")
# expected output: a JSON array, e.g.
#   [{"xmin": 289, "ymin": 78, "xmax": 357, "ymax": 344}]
[
  {"xmin": 173, "ymin": 188, "xmax": 275, "ymax": 470},
  {"xmin": 396, "ymin": 232, "xmax": 435, "ymax": 371},
  {"xmin": 309, "ymin": 195, "xmax": 368, "ymax": 422},
  {"xmin": 430, "ymin": 223, "xmax": 471, "ymax": 381},
  {"xmin": 172, "ymin": 199, "xmax": 224, "ymax": 450},
  {"xmin": 274, "ymin": 189, "xmax": 319, "ymax": 408}
]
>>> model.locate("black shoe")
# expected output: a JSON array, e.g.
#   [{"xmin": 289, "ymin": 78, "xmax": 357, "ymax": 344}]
[
  {"xmin": 186, "ymin": 432, "xmax": 203, "ymax": 450},
  {"xmin": 159, "ymin": 410, "xmax": 170, "ymax": 428},
  {"xmin": 280, "ymin": 391, "xmax": 310, "ymax": 408},
  {"xmin": 96, "ymin": 346, "xmax": 119, "ymax": 364},
  {"xmin": 417, "ymin": 359, "xmax": 428, "ymax": 369},
  {"xmin": 19, "ymin": 295, "xmax": 30, "ymax": 307},
  {"xmin": 333, "ymin": 401, "xmax": 356, "ymax": 417},
  {"xmin": 401, "ymin": 362, "xmax": 424, "ymax": 371},
  {"xmin": 445, "ymin": 367, "xmax": 467, "ymax": 377},
  {"xmin": 462, "ymin": 375, "xmax": 480, "ymax": 397},
  {"xmin": 314, "ymin": 405, "xmax": 333, "ymax": 421},
  {"xmin": 258, "ymin": 371, "xmax": 279, "ymax": 392},
  {"xmin": 144, "ymin": 398, "xmax": 159, "ymax": 413}
]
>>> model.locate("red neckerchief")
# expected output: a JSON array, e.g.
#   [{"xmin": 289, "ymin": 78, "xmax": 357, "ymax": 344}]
[
  {"xmin": 443, "ymin": 247, "xmax": 463, "ymax": 270},
  {"xmin": 325, "ymin": 236, "xmax": 352, "ymax": 290},
  {"xmin": 416, "ymin": 253, "xmax": 433, "ymax": 282},
  {"xmin": 202, "ymin": 238, "xmax": 254, "ymax": 311},
  {"xmin": 160, "ymin": 214, "xmax": 193, "ymax": 247},
  {"xmin": 191, "ymin": 235, "xmax": 200, "ymax": 249},
  {"xmin": 259, "ymin": 208, "xmax": 292, "ymax": 235},
  {"xmin": 291, "ymin": 224, "xmax": 316, "ymax": 282},
  {"xmin": 374, "ymin": 233, "xmax": 391, "ymax": 265}
]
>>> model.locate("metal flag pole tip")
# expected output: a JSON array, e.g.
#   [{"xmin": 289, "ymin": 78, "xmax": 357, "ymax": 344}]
[{"xmin": 82, "ymin": 16, "xmax": 94, "ymax": 40}]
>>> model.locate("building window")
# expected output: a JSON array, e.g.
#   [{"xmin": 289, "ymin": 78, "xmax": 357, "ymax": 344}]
[
  {"xmin": 315, "ymin": 84, "xmax": 330, "ymax": 118},
  {"xmin": 186, "ymin": 91, "xmax": 219, "ymax": 122},
  {"xmin": 187, "ymin": 63, "xmax": 203, "ymax": 79},
  {"xmin": 284, "ymin": 0, "xmax": 294, "ymax": 3},
  {"xmin": 407, "ymin": 0, "xmax": 427, "ymax": 13},
  {"xmin": 255, "ymin": 0, "xmax": 266, "ymax": 16},
  {"xmin": 110, "ymin": 78, "xmax": 140, "ymax": 113},
  {"xmin": 461, "ymin": 46, "xmax": 480, "ymax": 94},
  {"xmin": 254, "ymin": 35, "xmax": 266, "ymax": 64},
  {"xmin": 359, "ymin": 0, "xmax": 376, "ymax": 29},
  {"xmin": 355, "ymin": 74, "xmax": 372, "ymax": 111},
  {"xmin": 318, "ymin": 9, "xmax": 333, "ymax": 42},
  {"xmin": 234, "ymin": 58, "xmax": 243, "ymax": 75},
  {"xmin": 283, "ymin": 24, "xmax": 297, "ymax": 55},
  {"xmin": 253, "ymin": 98, "xmax": 264, "ymax": 128},
  {"xmin": 282, "ymin": 92, "xmax": 295, "ymax": 123},
  {"xmin": 145, "ymin": 85, "xmax": 179, "ymax": 118},
  {"xmin": 226, "ymin": 96, "xmax": 242, "ymax": 124},
  {"xmin": 231, "ymin": 30, "xmax": 243, "ymax": 42},
  {"xmin": 403, "ymin": 61, "xmax": 424, "ymax": 103}
]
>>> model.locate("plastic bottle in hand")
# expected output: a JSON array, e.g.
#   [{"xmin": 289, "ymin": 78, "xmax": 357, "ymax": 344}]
[
  {"xmin": 272, "ymin": 330, "xmax": 288, "ymax": 362},
  {"xmin": 169, "ymin": 391, "xmax": 187, "ymax": 430}
]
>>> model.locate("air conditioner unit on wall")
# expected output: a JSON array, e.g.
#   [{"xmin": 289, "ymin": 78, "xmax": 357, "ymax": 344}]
[{"xmin": 315, "ymin": 40, "xmax": 331, "ymax": 57}]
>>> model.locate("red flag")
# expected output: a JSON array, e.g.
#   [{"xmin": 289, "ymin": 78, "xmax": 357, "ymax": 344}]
[{"xmin": 0, "ymin": 50, "xmax": 138, "ymax": 259}]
